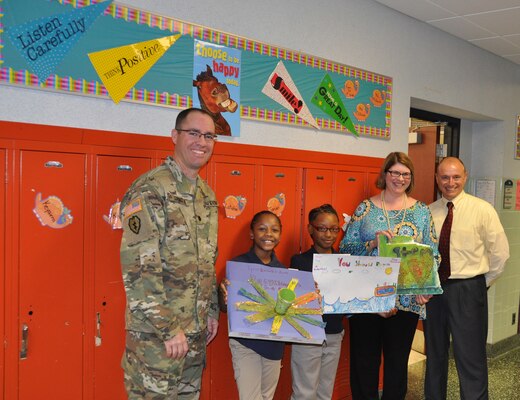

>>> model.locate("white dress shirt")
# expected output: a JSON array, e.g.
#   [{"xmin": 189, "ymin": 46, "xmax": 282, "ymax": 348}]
[{"xmin": 429, "ymin": 191, "xmax": 510, "ymax": 286}]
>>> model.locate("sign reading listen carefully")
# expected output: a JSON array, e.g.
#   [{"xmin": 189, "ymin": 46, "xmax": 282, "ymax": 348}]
[{"xmin": 6, "ymin": 0, "xmax": 111, "ymax": 82}]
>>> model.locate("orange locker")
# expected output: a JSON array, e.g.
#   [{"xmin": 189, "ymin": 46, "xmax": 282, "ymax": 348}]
[
  {"xmin": 203, "ymin": 160, "xmax": 258, "ymax": 400},
  {"xmin": 257, "ymin": 165, "xmax": 302, "ymax": 267},
  {"xmin": 368, "ymin": 171, "xmax": 381, "ymax": 197},
  {"xmin": 0, "ymin": 148, "xmax": 5, "ymax": 400},
  {"xmin": 257, "ymin": 165, "xmax": 301, "ymax": 400},
  {"xmin": 301, "ymin": 169, "xmax": 334, "ymax": 251},
  {"xmin": 334, "ymin": 170, "xmax": 367, "ymax": 218},
  {"xmin": 17, "ymin": 150, "xmax": 86, "ymax": 400},
  {"xmin": 92, "ymin": 154, "xmax": 153, "ymax": 400}
]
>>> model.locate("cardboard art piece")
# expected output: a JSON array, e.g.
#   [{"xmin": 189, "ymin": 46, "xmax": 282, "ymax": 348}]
[
  {"xmin": 226, "ymin": 261, "xmax": 326, "ymax": 344},
  {"xmin": 312, "ymin": 254, "xmax": 400, "ymax": 313},
  {"xmin": 378, "ymin": 235, "xmax": 442, "ymax": 295}
]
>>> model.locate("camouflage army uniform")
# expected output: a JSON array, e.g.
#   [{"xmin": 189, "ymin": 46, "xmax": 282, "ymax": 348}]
[{"xmin": 120, "ymin": 156, "xmax": 219, "ymax": 399}]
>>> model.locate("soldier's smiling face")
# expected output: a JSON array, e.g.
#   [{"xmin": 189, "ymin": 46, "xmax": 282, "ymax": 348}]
[{"xmin": 171, "ymin": 111, "xmax": 216, "ymax": 179}]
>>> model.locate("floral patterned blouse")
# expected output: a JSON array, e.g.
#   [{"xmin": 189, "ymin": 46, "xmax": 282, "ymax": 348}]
[{"xmin": 340, "ymin": 198, "xmax": 440, "ymax": 319}]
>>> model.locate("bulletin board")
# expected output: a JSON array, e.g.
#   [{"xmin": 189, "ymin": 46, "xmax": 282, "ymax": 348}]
[{"xmin": 0, "ymin": 0, "xmax": 393, "ymax": 138}]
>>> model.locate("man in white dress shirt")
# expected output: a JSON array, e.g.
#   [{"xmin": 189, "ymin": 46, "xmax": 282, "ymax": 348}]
[{"xmin": 425, "ymin": 157, "xmax": 510, "ymax": 400}]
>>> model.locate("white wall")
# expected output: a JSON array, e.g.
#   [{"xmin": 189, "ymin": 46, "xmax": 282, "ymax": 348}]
[{"xmin": 2, "ymin": 0, "xmax": 520, "ymax": 172}]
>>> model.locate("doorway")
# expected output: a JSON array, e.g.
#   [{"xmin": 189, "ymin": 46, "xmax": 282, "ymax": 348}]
[{"xmin": 408, "ymin": 108, "xmax": 461, "ymax": 204}]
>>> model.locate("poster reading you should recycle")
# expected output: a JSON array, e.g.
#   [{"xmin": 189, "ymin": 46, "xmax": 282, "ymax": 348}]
[{"xmin": 312, "ymin": 254, "xmax": 400, "ymax": 314}]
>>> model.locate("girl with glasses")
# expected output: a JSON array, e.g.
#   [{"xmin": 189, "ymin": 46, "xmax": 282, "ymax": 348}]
[{"xmin": 289, "ymin": 204, "xmax": 345, "ymax": 400}]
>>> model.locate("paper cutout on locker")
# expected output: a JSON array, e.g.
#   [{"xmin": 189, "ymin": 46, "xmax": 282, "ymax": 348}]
[
  {"xmin": 33, "ymin": 192, "xmax": 73, "ymax": 229},
  {"xmin": 267, "ymin": 193, "xmax": 285, "ymax": 216},
  {"xmin": 223, "ymin": 195, "xmax": 247, "ymax": 219}
]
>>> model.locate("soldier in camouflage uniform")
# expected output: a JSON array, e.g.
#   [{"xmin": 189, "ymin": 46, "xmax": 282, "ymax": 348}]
[{"xmin": 120, "ymin": 108, "xmax": 219, "ymax": 399}]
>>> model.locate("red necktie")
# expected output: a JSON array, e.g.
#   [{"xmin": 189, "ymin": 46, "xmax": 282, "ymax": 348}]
[{"xmin": 438, "ymin": 201, "xmax": 453, "ymax": 282}]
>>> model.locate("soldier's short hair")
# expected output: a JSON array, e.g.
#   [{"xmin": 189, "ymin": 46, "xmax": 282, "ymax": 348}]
[{"xmin": 175, "ymin": 108, "xmax": 214, "ymax": 129}]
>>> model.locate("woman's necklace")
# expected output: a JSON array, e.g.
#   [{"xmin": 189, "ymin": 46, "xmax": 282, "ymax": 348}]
[{"xmin": 381, "ymin": 190, "xmax": 407, "ymax": 231}]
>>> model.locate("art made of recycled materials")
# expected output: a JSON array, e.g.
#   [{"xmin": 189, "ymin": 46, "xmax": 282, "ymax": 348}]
[
  {"xmin": 312, "ymin": 254, "xmax": 400, "ymax": 314},
  {"xmin": 378, "ymin": 235, "xmax": 442, "ymax": 295},
  {"xmin": 226, "ymin": 261, "xmax": 326, "ymax": 345}
]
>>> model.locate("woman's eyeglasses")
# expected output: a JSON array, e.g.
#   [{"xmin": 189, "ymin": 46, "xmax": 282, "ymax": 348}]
[{"xmin": 386, "ymin": 170, "xmax": 412, "ymax": 179}]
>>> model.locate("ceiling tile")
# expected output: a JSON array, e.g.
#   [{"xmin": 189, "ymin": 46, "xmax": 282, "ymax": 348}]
[
  {"xmin": 465, "ymin": 8, "xmax": 520, "ymax": 36},
  {"xmin": 428, "ymin": 17, "xmax": 495, "ymax": 40},
  {"xmin": 429, "ymin": 0, "xmax": 520, "ymax": 16},
  {"xmin": 374, "ymin": 0, "xmax": 455, "ymax": 21},
  {"xmin": 503, "ymin": 34, "xmax": 520, "ymax": 47},
  {"xmin": 469, "ymin": 37, "xmax": 520, "ymax": 56}
]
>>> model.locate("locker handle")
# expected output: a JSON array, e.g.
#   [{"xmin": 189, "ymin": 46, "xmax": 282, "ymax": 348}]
[
  {"xmin": 348, "ymin": 177, "xmax": 357, "ymax": 182},
  {"xmin": 117, "ymin": 165, "xmax": 133, "ymax": 171},
  {"xmin": 316, "ymin": 176, "xmax": 324, "ymax": 180},
  {"xmin": 230, "ymin": 170, "xmax": 241, "ymax": 176},
  {"xmin": 20, "ymin": 324, "xmax": 28, "ymax": 360},
  {"xmin": 95, "ymin": 312, "xmax": 102, "ymax": 347},
  {"xmin": 44, "ymin": 161, "xmax": 63, "ymax": 168},
  {"xmin": 274, "ymin": 173, "xmax": 285, "ymax": 178}
]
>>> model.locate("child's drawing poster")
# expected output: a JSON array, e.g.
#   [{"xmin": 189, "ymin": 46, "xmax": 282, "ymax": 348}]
[
  {"xmin": 226, "ymin": 261, "xmax": 326, "ymax": 344},
  {"xmin": 312, "ymin": 254, "xmax": 400, "ymax": 313}
]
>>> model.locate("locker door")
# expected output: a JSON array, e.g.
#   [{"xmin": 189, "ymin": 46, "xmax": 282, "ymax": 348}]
[
  {"xmin": 334, "ymin": 170, "xmax": 367, "ymax": 217},
  {"xmin": 258, "ymin": 165, "xmax": 302, "ymax": 267},
  {"xmin": 0, "ymin": 148, "xmax": 5, "ymax": 400},
  {"xmin": 93, "ymin": 155, "xmax": 152, "ymax": 400},
  {"xmin": 302, "ymin": 169, "xmax": 334, "ymax": 252},
  {"xmin": 18, "ymin": 150, "xmax": 86, "ymax": 400},
  {"xmin": 368, "ymin": 171, "xmax": 380, "ymax": 197},
  {"xmin": 333, "ymin": 170, "xmax": 366, "ymax": 250},
  {"xmin": 204, "ymin": 161, "xmax": 256, "ymax": 400},
  {"xmin": 258, "ymin": 165, "xmax": 301, "ymax": 400}
]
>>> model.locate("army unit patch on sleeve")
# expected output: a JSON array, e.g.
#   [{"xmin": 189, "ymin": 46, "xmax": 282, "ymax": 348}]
[
  {"xmin": 128, "ymin": 215, "xmax": 141, "ymax": 234},
  {"xmin": 123, "ymin": 198, "xmax": 143, "ymax": 219}
]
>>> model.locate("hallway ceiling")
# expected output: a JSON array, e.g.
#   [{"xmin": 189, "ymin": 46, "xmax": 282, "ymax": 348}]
[{"xmin": 374, "ymin": 0, "xmax": 520, "ymax": 66}]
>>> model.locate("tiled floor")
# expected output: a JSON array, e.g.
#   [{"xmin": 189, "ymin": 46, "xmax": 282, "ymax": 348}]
[{"xmin": 406, "ymin": 347, "xmax": 520, "ymax": 399}]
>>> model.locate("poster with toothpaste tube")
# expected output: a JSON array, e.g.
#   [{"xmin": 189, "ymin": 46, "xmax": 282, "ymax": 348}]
[{"xmin": 193, "ymin": 39, "xmax": 241, "ymax": 137}]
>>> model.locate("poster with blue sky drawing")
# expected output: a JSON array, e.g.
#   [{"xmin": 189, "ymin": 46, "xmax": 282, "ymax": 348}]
[{"xmin": 312, "ymin": 254, "xmax": 400, "ymax": 313}]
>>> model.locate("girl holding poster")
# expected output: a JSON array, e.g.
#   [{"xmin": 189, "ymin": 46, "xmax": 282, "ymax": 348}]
[
  {"xmin": 340, "ymin": 152, "xmax": 439, "ymax": 400},
  {"xmin": 289, "ymin": 204, "xmax": 345, "ymax": 400},
  {"xmin": 219, "ymin": 210, "xmax": 285, "ymax": 400}
]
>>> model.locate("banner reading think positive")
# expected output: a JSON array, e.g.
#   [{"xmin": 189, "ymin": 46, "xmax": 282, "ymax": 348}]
[{"xmin": 88, "ymin": 34, "xmax": 181, "ymax": 104}]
